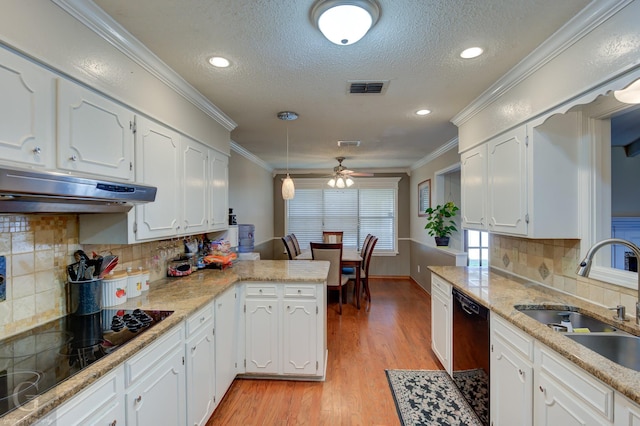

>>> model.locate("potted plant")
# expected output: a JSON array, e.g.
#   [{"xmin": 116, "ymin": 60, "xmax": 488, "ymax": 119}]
[{"xmin": 424, "ymin": 201, "xmax": 459, "ymax": 246}]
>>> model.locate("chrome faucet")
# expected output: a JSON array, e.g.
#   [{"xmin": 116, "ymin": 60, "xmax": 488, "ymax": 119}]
[{"xmin": 576, "ymin": 238, "xmax": 640, "ymax": 324}]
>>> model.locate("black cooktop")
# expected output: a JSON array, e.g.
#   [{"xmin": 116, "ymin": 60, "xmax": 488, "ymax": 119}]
[{"xmin": 0, "ymin": 308, "xmax": 173, "ymax": 417}]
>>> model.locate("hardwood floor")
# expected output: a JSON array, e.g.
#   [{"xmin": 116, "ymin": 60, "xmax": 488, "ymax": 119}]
[{"xmin": 206, "ymin": 277, "xmax": 444, "ymax": 425}]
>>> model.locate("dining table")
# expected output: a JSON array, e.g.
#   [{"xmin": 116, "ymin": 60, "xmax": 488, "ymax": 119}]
[{"xmin": 295, "ymin": 247, "xmax": 364, "ymax": 309}]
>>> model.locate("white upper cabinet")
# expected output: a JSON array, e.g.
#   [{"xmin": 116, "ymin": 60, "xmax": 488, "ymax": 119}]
[
  {"xmin": 135, "ymin": 116, "xmax": 182, "ymax": 240},
  {"xmin": 0, "ymin": 47, "xmax": 55, "ymax": 169},
  {"xmin": 209, "ymin": 150, "xmax": 229, "ymax": 232},
  {"xmin": 487, "ymin": 126, "xmax": 528, "ymax": 236},
  {"xmin": 57, "ymin": 79, "xmax": 135, "ymax": 180},
  {"xmin": 182, "ymin": 137, "xmax": 209, "ymax": 234},
  {"xmin": 460, "ymin": 111, "xmax": 580, "ymax": 238},
  {"xmin": 461, "ymin": 144, "xmax": 487, "ymax": 230}
]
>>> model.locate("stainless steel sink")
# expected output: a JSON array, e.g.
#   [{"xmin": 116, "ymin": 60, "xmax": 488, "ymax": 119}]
[
  {"xmin": 565, "ymin": 334, "xmax": 640, "ymax": 371},
  {"xmin": 515, "ymin": 307, "xmax": 619, "ymax": 332}
]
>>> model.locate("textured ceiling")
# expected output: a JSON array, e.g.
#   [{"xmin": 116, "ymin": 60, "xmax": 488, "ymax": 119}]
[{"xmin": 93, "ymin": 0, "xmax": 591, "ymax": 173}]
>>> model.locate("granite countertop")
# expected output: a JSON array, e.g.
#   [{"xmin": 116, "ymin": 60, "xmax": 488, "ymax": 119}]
[
  {"xmin": 3, "ymin": 260, "xmax": 329, "ymax": 426},
  {"xmin": 429, "ymin": 265, "xmax": 640, "ymax": 406}
]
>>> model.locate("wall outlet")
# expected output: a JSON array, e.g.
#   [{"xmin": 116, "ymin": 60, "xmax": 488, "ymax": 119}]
[{"xmin": 417, "ymin": 265, "xmax": 421, "ymax": 273}]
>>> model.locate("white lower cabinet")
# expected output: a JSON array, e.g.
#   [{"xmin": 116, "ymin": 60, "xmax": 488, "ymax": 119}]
[
  {"xmin": 215, "ymin": 285, "xmax": 239, "ymax": 406},
  {"xmin": 615, "ymin": 393, "xmax": 640, "ymax": 426},
  {"xmin": 490, "ymin": 314, "xmax": 533, "ymax": 426},
  {"xmin": 124, "ymin": 325, "xmax": 186, "ymax": 426},
  {"xmin": 37, "ymin": 367, "xmax": 125, "ymax": 426},
  {"xmin": 243, "ymin": 282, "xmax": 325, "ymax": 378},
  {"xmin": 185, "ymin": 303, "xmax": 216, "ymax": 426},
  {"xmin": 431, "ymin": 274, "xmax": 452, "ymax": 375}
]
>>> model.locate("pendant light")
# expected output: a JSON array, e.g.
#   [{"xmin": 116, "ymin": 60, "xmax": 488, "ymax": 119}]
[
  {"xmin": 614, "ymin": 78, "xmax": 640, "ymax": 104},
  {"xmin": 278, "ymin": 111, "xmax": 298, "ymax": 200}
]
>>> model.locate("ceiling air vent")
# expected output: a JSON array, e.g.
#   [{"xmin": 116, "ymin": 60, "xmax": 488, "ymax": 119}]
[
  {"xmin": 337, "ymin": 140, "xmax": 361, "ymax": 148},
  {"xmin": 347, "ymin": 80, "xmax": 389, "ymax": 95}
]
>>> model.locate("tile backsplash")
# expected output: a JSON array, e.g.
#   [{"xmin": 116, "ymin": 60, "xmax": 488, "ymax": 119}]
[
  {"xmin": 490, "ymin": 234, "xmax": 638, "ymax": 310},
  {"xmin": 0, "ymin": 214, "xmax": 193, "ymax": 339}
]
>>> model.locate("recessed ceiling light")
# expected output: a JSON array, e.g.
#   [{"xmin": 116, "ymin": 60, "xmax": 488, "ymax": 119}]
[
  {"xmin": 208, "ymin": 56, "xmax": 230, "ymax": 68},
  {"xmin": 460, "ymin": 47, "xmax": 484, "ymax": 59},
  {"xmin": 416, "ymin": 109, "xmax": 431, "ymax": 116}
]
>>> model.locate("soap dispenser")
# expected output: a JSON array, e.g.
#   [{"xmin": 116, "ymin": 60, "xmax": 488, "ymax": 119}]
[{"xmin": 558, "ymin": 313, "xmax": 573, "ymax": 332}]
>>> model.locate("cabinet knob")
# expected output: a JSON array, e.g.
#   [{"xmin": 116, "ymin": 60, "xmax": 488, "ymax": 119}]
[
  {"xmin": 135, "ymin": 395, "xmax": 142, "ymax": 403},
  {"xmin": 33, "ymin": 147, "xmax": 41, "ymax": 155},
  {"xmin": 518, "ymin": 369, "xmax": 523, "ymax": 376},
  {"xmin": 287, "ymin": 305, "xmax": 291, "ymax": 310},
  {"xmin": 298, "ymin": 289, "xmax": 301, "ymax": 293},
  {"xmin": 109, "ymin": 421, "xmax": 117, "ymax": 426},
  {"xmin": 200, "ymin": 316, "xmax": 205, "ymax": 322},
  {"xmin": 539, "ymin": 386, "xmax": 545, "ymax": 393},
  {"xmin": 69, "ymin": 155, "xmax": 77, "ymax": 161},
  {"xmin": 259, "ymin": 289, "xmax": 263, "ymax": 293}
]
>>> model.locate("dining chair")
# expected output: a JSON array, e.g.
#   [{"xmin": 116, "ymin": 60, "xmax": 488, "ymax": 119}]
[
  {"xmin": 342, "ymin": 233, "xmax": 372, "ymax": 275},
  {"xmin": 310, "ymin": 242, "xmax": 349, "ymax": 314},
  {"xmin": 322, "ymin": 231, "xmax": 343, "ymax": 243},
  {"xmin": 359, "ymin": 236, "xmax": 378, "ymax": 310},
  {"xmin": 281, "ymin": 235, "xmax": 296, "ymax": 260},
  {"xmin": 289, "ymin": 233, "xmax": 301, "ymax": 256}
]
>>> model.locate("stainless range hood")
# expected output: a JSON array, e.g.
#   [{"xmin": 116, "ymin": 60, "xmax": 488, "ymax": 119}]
[{"xmin": 0, "ymin": 166, "xmax": 157, "ymax": 213}]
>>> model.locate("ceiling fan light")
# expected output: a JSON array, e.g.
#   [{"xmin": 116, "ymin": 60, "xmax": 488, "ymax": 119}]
[
  {"xmin": 346, "ymin": 177, "xmax": 354, "ymax": 187},
  {"xmin": 312, "ymin": 0, "xmax": 380, "ymax": 46},
  {"xmin": 282, "ymin": 174, "xmax": 295, "ymax": 200},
  {"xmin": 336, "ymin": 177, "xmax": 346, "ymax": 188},
  {"xmin": 328, "ymin": 178, "xmax": 336, "ymax": 187},
  {"xmin": 614, "ymin": 78, "xmax": 640, "ymax": 104}
]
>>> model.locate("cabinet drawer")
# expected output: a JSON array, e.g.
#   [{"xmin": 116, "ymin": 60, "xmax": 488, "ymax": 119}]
[
  {"xmin": 537, "ymin": 344, "xmax": 614, "ymax": 420},
  {"xmin": 245, "ymin": 284, "xmax": 278, "ymax": 297},
  {"xmin": 284, "ymin": 285, "xmax": 316, "ymax": 298},
  {"xmin": 186, "ymin": 302, "xmax": 214, "ymax": 337},
  {"xmin": 491, "ymin": 313, "xmax": 534, "ymax": 361},
  {"xmin": 125, "ymin": 325, "xmax": 183, "ymax": 387},
  {"xmin": 431, "ymin": 274, "xmax": 451, "ymax": 297}
]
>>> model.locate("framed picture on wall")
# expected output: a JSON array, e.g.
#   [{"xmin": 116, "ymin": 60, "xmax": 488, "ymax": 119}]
[{"xmin": 418, "ymin": 179, "xmax": 431, "ymax": 217}]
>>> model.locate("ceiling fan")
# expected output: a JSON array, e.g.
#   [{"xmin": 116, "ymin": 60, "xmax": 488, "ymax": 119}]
[{"xmin": 327, "ymin": 157, "xmax": 373, "ymax": 188}]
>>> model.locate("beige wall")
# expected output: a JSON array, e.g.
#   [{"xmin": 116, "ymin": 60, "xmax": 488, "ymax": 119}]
[{"xmin": 228, "ymin": 152, "xmax": 274, "ymax": 251}]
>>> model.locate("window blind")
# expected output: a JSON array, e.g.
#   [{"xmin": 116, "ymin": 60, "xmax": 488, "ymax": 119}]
[{"xmin": 286, "ymin": 178, "xmax": 399, "ymax": 255}]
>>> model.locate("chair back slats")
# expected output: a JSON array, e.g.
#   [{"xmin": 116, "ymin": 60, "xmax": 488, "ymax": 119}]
[
  {"xmin": 361, "ymin": 233, "xmax": 373, "ymax": 257},
  {"xmin": 310, "ymin": 242, "xmax": 343, "ymax": 287},
  {"xmin": 322, "ymin": 231, "xmax": 343, "ymax": 244},
  {"xmin": 282, "ymin": 235, "xmax": 296, "ymax": 260},
  {"xmin": 289, "ymin": 233, "xmax": 301, "ymax": 256},
  {"xmin": 362, "ymin": 236, "xmax": 378, "ymax": 276}
]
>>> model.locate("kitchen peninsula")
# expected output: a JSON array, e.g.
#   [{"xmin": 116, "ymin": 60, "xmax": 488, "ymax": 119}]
[{"xmin": 2, "ymin": 260, "xmax": 329, "ymax": 426}]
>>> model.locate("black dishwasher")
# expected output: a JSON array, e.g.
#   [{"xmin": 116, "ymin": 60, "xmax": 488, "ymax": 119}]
[{"xmin": 452, "ymin": 288, "xmax": 490, "ymax": 426}]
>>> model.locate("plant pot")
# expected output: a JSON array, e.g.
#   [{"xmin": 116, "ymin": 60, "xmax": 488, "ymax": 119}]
[{"xmin": 435, "ymin": 237, "xmax": 450, "ymax": 246}]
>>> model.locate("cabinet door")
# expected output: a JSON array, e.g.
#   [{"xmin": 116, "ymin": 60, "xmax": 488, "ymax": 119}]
[
  {"xmin": 460, "ymin": 144, "xmax": 487, "ymax": 230},
  {"xmin": 282, "ymin": 299, "xmax": 317, "ymax": 376},
  {"xmin": 186, "ymin": 325, "xmax": 215, "ymax": 426},
  {"xmin": 487, "ymin": 126, "xmax": 528, "ymax": 235},
  {"xmin": 490, "ymin": 331, "xmax": 533, "ymax": 426},
  {"xmin": 430, "ymin": 276, "xmax": 451, "ymax": 375},
  {"xmin": 615, "ymin": 392, "xmax": 640, "ymax": 426},
  {"xmin": 0, "ymin": 47, "xmax": 55, "ymax": 169},
  {"xmin": 209, "ymin": 150, "xmax": 229, "ymax": 231},
  {"xmin": 183, "ymin": 137, "xmax": 208, "ymax": 234},
  {"xmin": 126, "ymin": 345, "xmax": 185, "ymax": 426},
  {"xmin": 535, "ymin": 372, "xmax": 610, "ymax": 426},
  {"xmin": 245, "ymin": 298, "xmax": 279, "ymax": 374},
  {"xmin": 57, "ymin": 79, "xmax": 134, "ymax": 180},
  {"xmin": 135, "ymin": 117, "xmax": 181, "ymax": 240},
  {"xmin": 215, "ymin": 286, "xmax": 238, "ymax": 406}
]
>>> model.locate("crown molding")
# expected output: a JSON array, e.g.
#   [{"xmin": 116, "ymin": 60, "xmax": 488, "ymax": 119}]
[
  {"xmin": 451, "ymin": 0, "xmax": 634, "ymax": 126},
  {"xmin": 411, "ymin": 137, "xmax": 458, "ymax": 170},
  {"xmin": 51, "ymin": 0, "xmax": 237, "ymax": 131},
  {"xmin": 230, "ymin": 141, "xmax": 273, "ymax": 172}
]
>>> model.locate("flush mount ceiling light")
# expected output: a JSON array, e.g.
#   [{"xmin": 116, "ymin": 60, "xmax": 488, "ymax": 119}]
[
  {"xmin": 278, "ymin": 111, "xmax": 298, "ymax": 200},
  {"xmin": 460, "ymin": 47, "xmax": 484, "ymax": 59},
  {"xmin": 208, "ymin": 56, "xmax": 230, "ymax": 68},
  {"xmin": 614, "ymin": 78, "xmax": 640, "ymax": 104},
  {"xmin": 311, "ymin": 0, "xmax": 380, "ymax": 46},
  {"xmin": 416, "ymin": 109, "xmax": 431, "ymax": 116}
]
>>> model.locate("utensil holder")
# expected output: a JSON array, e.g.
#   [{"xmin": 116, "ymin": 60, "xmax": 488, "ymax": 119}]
[{"xmin": 68, "ymin": 278, "xmax": 102, "ymax": 315}]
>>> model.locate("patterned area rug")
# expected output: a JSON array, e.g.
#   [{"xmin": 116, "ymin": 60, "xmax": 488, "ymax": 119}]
[
  {"xmin": 385, "ymin": 369, "xmax": 483, "ymax": 426},
  {"xmin": 452, "ymin": 369, "xmax": 489, "ymax": 425}
]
